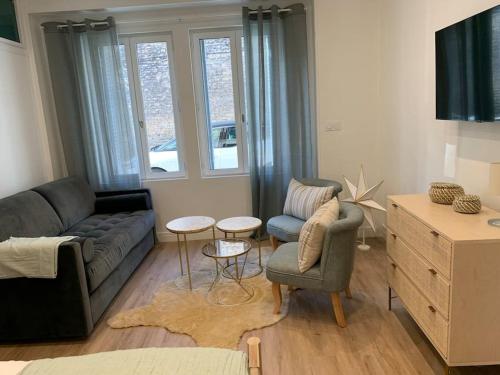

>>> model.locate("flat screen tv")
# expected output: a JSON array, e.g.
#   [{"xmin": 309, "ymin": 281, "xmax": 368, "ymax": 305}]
[{"xmin": 436, "ymin": 5, "xmax": 500, "ymax": 122}]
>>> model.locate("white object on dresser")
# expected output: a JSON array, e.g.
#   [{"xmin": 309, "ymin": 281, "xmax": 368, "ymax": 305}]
[{"xmin": 386, "ymin": 194, "xmax": 500, "ymax": 372}]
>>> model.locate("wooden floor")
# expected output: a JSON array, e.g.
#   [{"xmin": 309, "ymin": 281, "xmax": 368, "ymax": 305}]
[{"xmin": 1, "ymin": 239, "xmax": 499, "ymax": 374}]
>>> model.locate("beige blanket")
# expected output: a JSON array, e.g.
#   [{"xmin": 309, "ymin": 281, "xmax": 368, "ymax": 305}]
[
  {"xmin": 0, "ymin": 361, "xmax": 31, "ymax": 375},
  {"xmin": 20, "ymin": 347, "xmax": 248, "ymax": 375},
  {"xmin": 0, "ymin": 236, "xmax": 75, "ymax": 279}
]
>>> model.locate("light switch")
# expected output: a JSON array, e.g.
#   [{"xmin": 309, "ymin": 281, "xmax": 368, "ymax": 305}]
[{"xmin": 325, "ymin": 121, "xmax": 342, "ymax": 132}]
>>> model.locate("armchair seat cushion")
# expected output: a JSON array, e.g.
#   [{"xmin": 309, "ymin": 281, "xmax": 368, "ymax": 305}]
[
  {"xmin": 266, "ymin": 242, "xmax": 322, "ymax": 290},
  {"xmin": 63, "ymin": 210, "xmax": 155, "ymax": 292},
  {"xmin": 267, "ymin": 215, "xmax": 304, "ymax": 243}
]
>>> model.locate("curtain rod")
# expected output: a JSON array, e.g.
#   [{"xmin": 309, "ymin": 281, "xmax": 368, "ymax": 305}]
[
  {"xmin": 56, "ymin": 21, "xmax": 109, "ymax": 29},
  {"xmin": 247, "ymin": 9, "xmax": 292, "ymax": 15}
]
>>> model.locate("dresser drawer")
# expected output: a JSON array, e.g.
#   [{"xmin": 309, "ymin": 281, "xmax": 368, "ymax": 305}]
[
  {"xmin": 396, "ymin": 208, "xmax": 452, "ymax": 279},
  {"xmin": 386, "ymin": 199, "xmax": 401, "ymax": 233},
  {"xmin": 387, "ymin": 259, "xmax": 449, "ymax": 357},
  {"xmin": 387, "ymin": 231, "xmax": 450, "ymax": 318}
]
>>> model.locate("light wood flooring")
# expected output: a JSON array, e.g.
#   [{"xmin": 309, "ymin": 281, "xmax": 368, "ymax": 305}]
[{"xmin": 1, "ymin": 239, "xmax": 499, "ymax": 374}]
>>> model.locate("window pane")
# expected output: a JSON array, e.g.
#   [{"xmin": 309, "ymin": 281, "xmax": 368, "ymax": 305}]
[
  {"xmin": 200, "ymin": 38, "xmax": 238, "ymax": 170},
  {"xmin": 136, "ymin": 41, "xmax": 179, "ymax": 173}
]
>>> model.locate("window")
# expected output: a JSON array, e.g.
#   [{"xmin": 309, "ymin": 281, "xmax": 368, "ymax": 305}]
[
  {"xmin": 121, "ymin": 34, "xmax": 185, "ymax": 179},
  {"xmin": 191, "ymin": 30, "xmax": 247, "ymax": 176}
]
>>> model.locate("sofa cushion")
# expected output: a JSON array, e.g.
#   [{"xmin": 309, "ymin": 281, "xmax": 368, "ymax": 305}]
[
  {"xmin": 266, "ymin": 242, "xmax": 322, "ymax": 290},
  {"xmin": 0, "ymin": 191, "xmax": 63, "ymax": 242},
  {"xmin": 33, "ymin": 176, "xmax": 96, "ymax": 230},
  {"xmin": 63, "ymin": 210, "xmax": 155, "ymax": 292},
  {"xmin": 267, "ymin": 215, "xmax": 304, "ymax": 242}
]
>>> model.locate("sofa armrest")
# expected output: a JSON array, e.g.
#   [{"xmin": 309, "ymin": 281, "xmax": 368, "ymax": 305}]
[
  {"xmin": 68, "ymin": 237, "xmax": 94, "ymax": 263},
  {"xmin": 95, "ymin": 188, "xmax": 152, "ymax": 199},
  {"xmin": 0, "ymin": 242, "xmax": 93, "ymax": 341},
  {"xmin": 95, "ymin": 190, "xmax": 152, "ymax": 213}
]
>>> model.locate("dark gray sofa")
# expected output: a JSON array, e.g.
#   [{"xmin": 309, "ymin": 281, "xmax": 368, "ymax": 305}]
[{"xmin": 0, "ymin": 176, "xmax": 156, "ymax": 341}]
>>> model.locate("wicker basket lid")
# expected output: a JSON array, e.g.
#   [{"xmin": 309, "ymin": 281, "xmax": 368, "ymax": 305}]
[{"xmin": 429, "ymin": 182, "xmax": 463, "ymax": 190}]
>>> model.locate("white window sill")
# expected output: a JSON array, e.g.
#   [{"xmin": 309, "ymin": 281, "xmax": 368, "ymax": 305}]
[
  {"xmin": 141, "ymin": 175, "xmax": 188, "ymax": 183},
  {"xmin": 200, "ymin": 172, "xmax": 250, "ymax": 179}
]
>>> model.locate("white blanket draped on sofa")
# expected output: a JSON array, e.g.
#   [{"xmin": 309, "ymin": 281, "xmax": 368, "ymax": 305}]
[{"xmin": 0, "ymin": 236, "xmax": 75, "ymax": 279}]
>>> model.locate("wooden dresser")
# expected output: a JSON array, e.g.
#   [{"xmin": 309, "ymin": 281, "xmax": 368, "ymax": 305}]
[{"xmin": 386, "ymin": 194, "xmax": 500, "ymax": 369}]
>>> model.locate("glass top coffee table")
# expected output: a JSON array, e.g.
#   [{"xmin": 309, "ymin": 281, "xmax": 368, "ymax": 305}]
[{"xmin": 202, "ymin": 239, "xmax": 254, "ymax": 305}]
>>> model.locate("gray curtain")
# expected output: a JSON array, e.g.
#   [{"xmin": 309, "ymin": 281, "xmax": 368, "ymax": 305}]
[
  {"xmin": 42, "ymin": 17, "xmax": 140, "ymax": 191},
  {"xmin": 243, "ymin": 4, "xmax": 317, "ymax": 229}
]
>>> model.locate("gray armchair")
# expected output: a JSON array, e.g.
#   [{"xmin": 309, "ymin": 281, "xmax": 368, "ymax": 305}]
[
  {"xmin": 266, "ymin": 202, "xmax": 364, "ymax": 327},
  {"xmin": 267, "ymin": 178, "xmax": 343, "ymax": 250}
]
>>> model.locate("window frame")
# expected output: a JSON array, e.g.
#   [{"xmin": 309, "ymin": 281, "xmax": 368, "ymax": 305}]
[
  {"xmin": 190, "ymin": 28, "xmax": 248, "ymax": 178},
  {"xmin": 121, "ymin": 33, "xmax": 187, "ymax": 180}
]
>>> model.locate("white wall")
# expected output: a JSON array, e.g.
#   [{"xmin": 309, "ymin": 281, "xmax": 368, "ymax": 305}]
[
  {"xmin": 314, "ymin": 0, "xmax": 500, "ymax": 234},
  {"xmin": 314, "ymin": 0, "xmax": 386, "ymax": 232},
  {"xmin": 380, "ymin": 0, "xmax": 500, "ymax": 210},
  {"xmin": 0, "ymin": 41, "xmax": 48, "ymax": 198}
]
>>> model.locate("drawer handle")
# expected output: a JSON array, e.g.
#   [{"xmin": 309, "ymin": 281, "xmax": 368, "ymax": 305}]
[
  {"xmin": 430, "ymin": 230, "xmax": 439, "ymax": 237},
  {"xmin": 392, "ymin": 203, "xmax": 398, "ymax": 208},
  {"xmin": 428, "ymin": 268, "xmax": 437, "ymax": 275},
  {"xmin": 391, "ymin": 233, "xmax": 397, "ymax": 239},
  {"xmin": 428, "ymin": 305, "xmax": 436, "ymax": 313},
  {"xmin": 390, "ymin": 262, "xmax": 397, "ymax": 269}
]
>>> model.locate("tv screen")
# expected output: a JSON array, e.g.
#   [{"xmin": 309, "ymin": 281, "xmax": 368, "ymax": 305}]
[{"xmin": 436, "ymin": 5, "xmax": 500, "ymax": 122}]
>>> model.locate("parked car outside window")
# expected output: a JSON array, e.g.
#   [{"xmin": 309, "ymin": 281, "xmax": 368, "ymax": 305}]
[{"xmin": 149, "ymin": 122, "xmax": 237, "ymax": 172}]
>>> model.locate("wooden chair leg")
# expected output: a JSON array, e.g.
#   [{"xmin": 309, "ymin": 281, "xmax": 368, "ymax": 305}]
[
  {"xmin": 270, "ymin": 235, "xmax": 279, "ymax": 250},
  {"xmin": 272, "ymin": 282, "xmax": 282, "ymax": 314},
  {"xmin": 331, "ymin": 292, "xmax": 347, "ymax": 328},
  {"xmin": 345, "ymin": 285, "xmax": 352, "ymax": 299}
]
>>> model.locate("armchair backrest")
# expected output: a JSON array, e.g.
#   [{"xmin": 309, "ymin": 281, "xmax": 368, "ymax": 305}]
[
  {"xmin": 319, "ymin": 202, "xmax": 364, "ymax": 292},
  {"xmin": 299, "ymin": 178, "xmax": 343, "ymax": 198}
]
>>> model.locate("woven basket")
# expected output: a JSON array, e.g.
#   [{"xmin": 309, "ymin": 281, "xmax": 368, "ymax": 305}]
[
  {"xmin": 428, "ymin": 182, "xmax": 465, "ymax": 205},
  {"xmin": 453, "ymin": 195, "xmax": 481, "ymax": 214}
]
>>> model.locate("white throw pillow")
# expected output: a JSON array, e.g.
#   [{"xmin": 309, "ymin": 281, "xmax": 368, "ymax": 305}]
[
  {"xmin": 298, "ymin": 197, "xmax": 340, "ymax": 273},
  {"xmin": 283, "ymin": 179, "xmax": 334, "ymax": 221}
]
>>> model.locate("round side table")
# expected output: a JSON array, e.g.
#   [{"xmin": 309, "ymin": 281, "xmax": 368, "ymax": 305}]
[
  {"xmin": 202, "ymin": 239, "xmax": 254, "ymax": 305},
  {"xmin": 216, "ymin": 216, "xmax": 263, "ymax": 278},
  {"xmin": 166, "ymin": 216, "xmax": 215, "ymax": 291}
]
